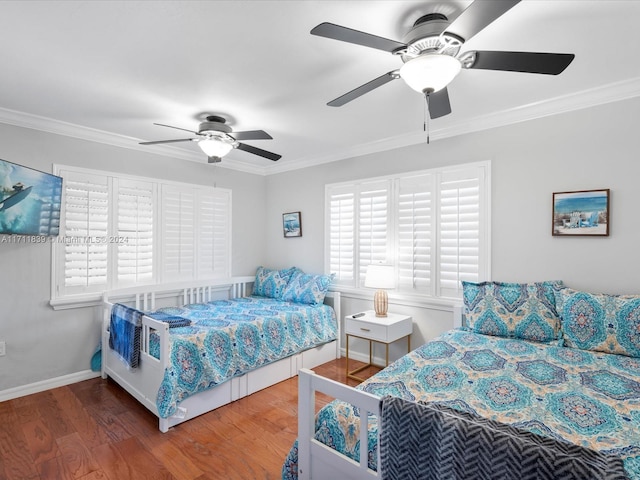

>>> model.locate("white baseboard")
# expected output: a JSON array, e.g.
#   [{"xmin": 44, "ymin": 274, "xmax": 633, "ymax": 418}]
[
  {"xmin": 0, "ymin": 369, "xmax": 101, "ymax": 402},
  {"xmin": 0, "ymin": 350, "xmax": 378, "ymax": 403},
  {"xmin": 340, "ymin": 347, "xmax": 387, "ymax": 368}
]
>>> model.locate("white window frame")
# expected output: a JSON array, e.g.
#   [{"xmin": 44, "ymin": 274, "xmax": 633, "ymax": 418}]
[
  {"xmin": 324, "ymin": 161, "xmax": 491, "ymax": 303},
  {"xmin": 50, "ymin": 164, "xmax": 231, "ymax": 309}
]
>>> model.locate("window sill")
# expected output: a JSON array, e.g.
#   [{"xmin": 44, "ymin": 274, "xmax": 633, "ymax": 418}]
[
  {"xmin": 331, "ymin": 286, "xmax": 462, "ymax": 312},
  {"xmin": 50, "ymin": 276, "xmax": 256, "ymax": 311},
  {"xmin": 50, "ymin": 294, "xmax": 103, "ymax": 311}
]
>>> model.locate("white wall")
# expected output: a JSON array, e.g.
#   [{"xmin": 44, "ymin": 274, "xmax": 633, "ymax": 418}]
[
  {"xmin": 2, "ymin": 96, "xmax": 638, "ymax": 395},
  {"xmin": 265, "ymin": 97, "xmax": 640, "ymax": 363},
  {"xmin": 0, "ymin": 123, "xmax": 267, "ymax": 392}
]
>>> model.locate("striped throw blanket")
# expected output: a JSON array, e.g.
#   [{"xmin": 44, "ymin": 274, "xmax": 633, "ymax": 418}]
[{"xmin": 109, "ymin": 303, "xmax": 143, "ymax": 368}]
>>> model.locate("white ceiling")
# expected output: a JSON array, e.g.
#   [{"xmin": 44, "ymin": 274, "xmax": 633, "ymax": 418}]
[{"xmin": 0, "ymin": 0, "xmax": 639, "ymax": 175}]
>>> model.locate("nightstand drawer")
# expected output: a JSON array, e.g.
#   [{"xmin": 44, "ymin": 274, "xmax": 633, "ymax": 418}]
[{"xmin": 345, "ymin": 319, "xmax": 389, "ymax": 342}]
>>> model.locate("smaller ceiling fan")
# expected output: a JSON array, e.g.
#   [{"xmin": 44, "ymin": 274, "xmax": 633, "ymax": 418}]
[
  {"xmin": 139, "ymin": 115, "xmax": 281, "ymax": 163},
  {"xmin": 311, "ymin": 0, "xmax": 575, "ymax": 119}
]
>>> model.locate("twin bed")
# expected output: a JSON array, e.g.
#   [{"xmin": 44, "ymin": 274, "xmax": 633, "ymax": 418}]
[
  {"xmin": 102, "ymin": 271, "xmax": 640, "ymax": 479},
  {"xmin": 284, "ymin": 281, "xmax": 640, "ymax": 480},
  {"xmin": 102, "ymin": 268, "xmax": 340, "ymax": 432}
]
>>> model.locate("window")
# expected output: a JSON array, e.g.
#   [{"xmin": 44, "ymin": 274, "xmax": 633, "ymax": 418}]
[
  {"xmin": 325, "ymin": 161, "xmax": 490, "ymax": 300},
  {"xmin": 160, "ymin": 184, "xmax": 231, "ymax": 281},
  {"xmin": 58, "ymin": 171, "xmax": 109, "ymax": 294},
  {"xmin": 52, "ymin": 166, "xmax": 231, "ymax": 306},
  {"xmin": 116, "ymin": 178, "xmax": 155, "ymax": 285}
]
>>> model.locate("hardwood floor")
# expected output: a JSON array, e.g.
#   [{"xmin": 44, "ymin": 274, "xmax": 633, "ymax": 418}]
[{"xmin": 0, "ymin": 358, "xmax": 381, "ymax": 480}]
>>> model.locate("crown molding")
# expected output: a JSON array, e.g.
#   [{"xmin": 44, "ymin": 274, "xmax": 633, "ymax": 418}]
[
  {"xmin": 264, "ymin": 76, "xmax": 640, "ymax": 175},
  {"xmin": 1, "ymin": 76, "xmax": 639, "ymax": 177},
  {"xmin": 0, "ymin": 106, "xmax": 266, "ymax": 176}
]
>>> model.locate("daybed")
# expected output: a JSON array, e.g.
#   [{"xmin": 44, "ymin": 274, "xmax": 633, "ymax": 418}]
[
  {"xmin": 284, "ymin": 281, "xmax": 640, "ymax": 479},
  {"xmin": 102, "ymin": 268, "xmax": 340, "ymax": 432}
]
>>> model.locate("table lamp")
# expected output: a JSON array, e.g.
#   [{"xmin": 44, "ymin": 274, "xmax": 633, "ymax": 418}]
[{"xmin": 364, "ymin": 264, "xmax": 395, "ymax": 317}]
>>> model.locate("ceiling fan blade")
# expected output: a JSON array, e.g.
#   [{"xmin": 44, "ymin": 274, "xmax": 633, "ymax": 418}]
[
  {"xmin": 328, "ymin": 71, "xmax": 398, "ymax": 107},
  {"xmin": 311, "ymin": 22, "xmax": 406, "ymax": 53},
  {"xmin": 465, "ymin": 51, "xmax": 575, "ymax": 75},
  {"xmin": 139, "ymin": 138, "xmax": 196, "ymax": 145},
  {"xmin": 236, "ymin": 143, "xmax": 281, "ymax": 161},
  {"xmin": 445, "ymin": 0, "xmax": 521, "ymax": 42},
  {"xmin": 427, "ymin": 88, "xmax": 452, "ymax": 119},
  {"xmin": 153, "ymin": 123, "xmax": 199, "ymax": 135},
  {"xmin": 231, "ymin": 130, "xmax": 273, "ymax": 141}
]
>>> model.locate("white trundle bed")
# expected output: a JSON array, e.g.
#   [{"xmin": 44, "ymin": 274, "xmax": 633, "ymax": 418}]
[{"xmin": 102, "ymin": 276, "xmax": 340, "ymax": 432}]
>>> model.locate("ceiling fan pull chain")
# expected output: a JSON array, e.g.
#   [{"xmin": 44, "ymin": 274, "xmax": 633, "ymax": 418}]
[{"xmin": 424, "ymin": 92, "xmax": 430, "ymax": 145}]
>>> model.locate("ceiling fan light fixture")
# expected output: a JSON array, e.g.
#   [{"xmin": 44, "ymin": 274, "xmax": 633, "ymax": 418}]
[
  {"xmin": 198, "ymin": 136, "xmax": 234, "ymax": 158},
  {"xmin": 399, "ymin": 53, "xmax": 461, "ymax": 94}
]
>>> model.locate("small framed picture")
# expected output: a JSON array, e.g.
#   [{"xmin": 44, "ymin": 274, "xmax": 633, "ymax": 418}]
[
  {"xmin": 283, "ymin": 211, "xmax": 302, "ymax": 237},
  {"xmin": 552, "ymin": 189, "xmax": 610, "ymax": 236}
]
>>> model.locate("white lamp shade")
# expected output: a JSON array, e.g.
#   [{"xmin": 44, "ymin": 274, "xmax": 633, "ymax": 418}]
[
  {"xmin": 198, "ymin": 138, "xmax": 234, "ymax": 157},
  {"xmin": 364, "ymin": 264, "xmax": 395, "ymax": 289},
  {"xmin": 399, "ymin": 53, "xmax": 461, "ymax": 94}
]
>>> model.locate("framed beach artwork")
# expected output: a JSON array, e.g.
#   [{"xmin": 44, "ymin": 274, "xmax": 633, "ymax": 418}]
[
  {"xmin": 552, "ymin": 189, "xmax": 609, "ymax": 236},
  {"xmin": 283, "ymin": 211, "xmax": 302, "ymax": 237}
]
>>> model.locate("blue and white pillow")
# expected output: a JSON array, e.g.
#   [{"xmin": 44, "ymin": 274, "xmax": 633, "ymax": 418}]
[
  {"xmin": 281, "ymin": 271, "xmax": 335, "ymax": 306},
  {"xmin": 253, "ymin": 266, "xmax": 298, "ymax": 299},
  {"xmin": 557, "ymin": 288, "xmax": 640, "ymax": 357},
  {"xmin": 462, "ymin": 280, "xmax": 564, "ymax": 344}
]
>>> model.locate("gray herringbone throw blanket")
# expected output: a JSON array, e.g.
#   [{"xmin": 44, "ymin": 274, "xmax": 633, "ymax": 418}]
[{"xmin": 380, "ymin": 396, "xmax": 628, "ymax": 480}]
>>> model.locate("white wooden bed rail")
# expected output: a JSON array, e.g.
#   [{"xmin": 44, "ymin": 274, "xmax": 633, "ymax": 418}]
[
  {"xmin": 297, "ymin": 303, "xmax": 461, "ymax": 479},
  {"xmin": 102, "ymin": 277, "xmax": 341, "ymax": 432},
  {"xmin": 104, "ymin": 276, "xmax": 256, "ymax": 309},
  {"xmin": 298, "ymin": 368, "xmax": 382, "ymax": 480}
]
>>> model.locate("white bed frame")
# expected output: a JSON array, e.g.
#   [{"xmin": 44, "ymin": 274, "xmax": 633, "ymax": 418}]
[
  {"xmin": 102, "ymin": 276, "xmax": 341, "ymax": 433},
  {"xmin": 296, "ymin": 305, "xmax": 462, "ymax": 479}
]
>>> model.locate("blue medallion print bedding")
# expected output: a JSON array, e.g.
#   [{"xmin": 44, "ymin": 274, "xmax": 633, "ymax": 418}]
[
  {"xmin": 149, "ymin": 296, "xmax": 337, "ymax": 418},
  {"xmin": 282, "ymin": 329, "xmax": 640, "ymax": 479}
]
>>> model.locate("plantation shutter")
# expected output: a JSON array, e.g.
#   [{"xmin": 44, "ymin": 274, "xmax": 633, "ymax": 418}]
[
  {"xmin": 160, "ymin": 184, "xmax": 231, "ymax": 282},
  {"xmin": 197, "ymin": 189, "xmax": 231, "ymax": 278},
  {"xmin": 438, "ymin": 166, "xmax": 485, "ymax": 298},
  {"xmin": 358, "ymin": 181, "xmax": 390, "ymax": 285},
  {"xmin": 60, "ymin": 170, "xmax": 109, "ymax": 294},
  {"xmin": 115, "ymin": 179, "xmax": 155, "ymax": 286},
  {"xmin": 161, "ymin": 185, "xmax": 195, "ymax": 281},
  {"xmin": 324, "ymin": 161, "xmax": 489, "ymax": 301},
  {"xmin": 397, "ymin": 174, "xmax": 433, "ymax": 294},
  {"xmin": 327, "ymin": 185, "xmax": 355, "ymax": 286},
  {"xmin": 52, "ymin": 164, "xmax": 233, "ymax": 306}
]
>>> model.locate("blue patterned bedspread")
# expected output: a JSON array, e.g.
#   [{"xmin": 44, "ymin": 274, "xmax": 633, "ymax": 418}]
[
  {"xmin": 282, "ymin": 329, "xmax": 640, "ymax": 479},
  {"xmin": 150, "ymin": 296, "xmax": 337, "ymax": 418}
]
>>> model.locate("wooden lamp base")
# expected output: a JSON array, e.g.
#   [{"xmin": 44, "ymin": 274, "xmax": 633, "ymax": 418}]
[{"xmin": 373, "ymin": 289, "xmax": 388, "ymax": 317}]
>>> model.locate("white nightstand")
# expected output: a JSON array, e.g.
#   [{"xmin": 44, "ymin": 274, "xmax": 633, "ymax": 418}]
[{"xmin": 345, "ymin": 310, "xmax": 412, "ymax": 382}]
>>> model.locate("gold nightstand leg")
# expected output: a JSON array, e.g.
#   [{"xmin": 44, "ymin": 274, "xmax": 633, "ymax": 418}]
[{"xmin": 345, "ymin": 334, "xmax": 350, "ymax": 377}]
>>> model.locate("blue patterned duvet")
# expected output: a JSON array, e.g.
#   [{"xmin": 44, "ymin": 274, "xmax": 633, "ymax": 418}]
[
  {"xmin": 149, "ymin": 296, "xmax": 337, "ymax": 418},
  {"xmin": 282, "ymin": 329, "xmax": 640, "ymax": 479}
]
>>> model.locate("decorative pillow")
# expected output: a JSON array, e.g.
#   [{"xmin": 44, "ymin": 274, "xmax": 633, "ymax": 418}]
[
  {"xmin": 557, "ymin": 288, "xmax": 640, "ymax": 357},
  {"xmin": 281, "ymin": 271, "xmax": 335, "ymax": 306},
  {"xmin": 462, "ymin": 280, "xmax": 564, "ymax": 343},
  {"xmin": 253, "ymin": 266, "xmax": 298, "ymax": 299}
]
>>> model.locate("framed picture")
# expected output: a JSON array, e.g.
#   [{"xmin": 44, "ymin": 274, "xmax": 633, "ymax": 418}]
[
  {"xmin": 283, "ymin": 211, "xmax": 302, "ymax": 237},
  {"xmin": 552, "ymin": 189, "xmax": 609, "ymax": 236}
]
